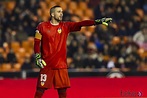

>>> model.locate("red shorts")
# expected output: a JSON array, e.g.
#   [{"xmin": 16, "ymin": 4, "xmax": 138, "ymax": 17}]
[{"xmin": 37, "ymin": 69, "xmax": 70, "ymax": 89}]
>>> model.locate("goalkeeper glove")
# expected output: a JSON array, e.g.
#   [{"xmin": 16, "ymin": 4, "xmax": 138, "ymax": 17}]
[
  {"xmin": 95, "ymin": 17, "xmax": 112, "ymax": 26},
  {"xmin": 35, "ymin": 53, "xmax": 46, "ymax": 68}
]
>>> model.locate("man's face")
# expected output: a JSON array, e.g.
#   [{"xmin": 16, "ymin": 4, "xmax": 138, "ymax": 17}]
[{"xmin": 52, "ymin": 7, "xmax": 63, "ymax": 21}]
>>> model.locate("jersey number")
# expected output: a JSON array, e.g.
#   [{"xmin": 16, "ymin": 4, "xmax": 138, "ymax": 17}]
[{"xmin": 40, "ymin": 74, "xmax": 47, "ymax": 82}]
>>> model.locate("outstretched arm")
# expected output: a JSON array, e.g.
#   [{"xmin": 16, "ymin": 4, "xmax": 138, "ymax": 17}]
[
  {"xmin": 74, "ymin": 18, "xmax": 112, "ymax": 26},
  {"xmin": 68, "ymin": 17, "xmax": 112, "ymax": 32}
]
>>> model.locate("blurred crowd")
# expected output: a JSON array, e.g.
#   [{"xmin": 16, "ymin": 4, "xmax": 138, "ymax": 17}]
[{"xmin": 0, "ymin": 0, "xmax": 147, "ymax": 72}]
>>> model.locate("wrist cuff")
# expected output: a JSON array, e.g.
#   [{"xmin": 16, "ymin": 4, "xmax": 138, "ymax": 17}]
[
  {"xmin": 95, "ymin": 19, "xmax": 102, "ymax": 25},
  {"xmin": 35, "ymin": 53, "xmax": 41, "ymax": 59}
]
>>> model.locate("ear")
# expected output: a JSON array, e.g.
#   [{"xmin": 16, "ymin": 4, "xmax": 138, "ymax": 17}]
[{"xmin": 51, "ymin": 13, "xmax": 54, "ymax": 17}]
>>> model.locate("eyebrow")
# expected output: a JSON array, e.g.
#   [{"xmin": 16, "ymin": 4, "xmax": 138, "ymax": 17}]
[{"xmin": 57, "ymin": 10, "xmax": 63, "ymax": 12}]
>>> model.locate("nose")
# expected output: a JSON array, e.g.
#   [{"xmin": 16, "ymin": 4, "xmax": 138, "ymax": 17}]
[{"xmin": 60, "ymin": 12, "xmax": 63, "ymax": 16}]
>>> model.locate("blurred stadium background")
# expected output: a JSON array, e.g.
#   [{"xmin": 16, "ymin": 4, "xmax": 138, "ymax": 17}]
[{"xmin": 0, "ymin": 0, "xmax": 147, "ymax": 98}]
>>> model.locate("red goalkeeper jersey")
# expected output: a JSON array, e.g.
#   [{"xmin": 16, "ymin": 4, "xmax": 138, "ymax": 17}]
[{"xmin": 35, "ymin": 20, "xmax": 95, "ymax": 69}]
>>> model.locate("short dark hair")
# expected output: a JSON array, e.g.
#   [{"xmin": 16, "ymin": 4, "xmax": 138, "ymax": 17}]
[{"xmin": 50, "ymin": 5, "xmax": 61, "ymax": 16}]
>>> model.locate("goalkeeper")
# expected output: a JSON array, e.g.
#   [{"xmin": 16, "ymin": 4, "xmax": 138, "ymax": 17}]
[{"xmin": 34, "ymin": 5, "xmax": 112, "ymax": 98}]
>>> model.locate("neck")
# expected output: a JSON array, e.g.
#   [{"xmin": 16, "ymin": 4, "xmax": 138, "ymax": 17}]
[{"xmin": 50, "ymin": 19, "xmax": 60, "ymax": 25}]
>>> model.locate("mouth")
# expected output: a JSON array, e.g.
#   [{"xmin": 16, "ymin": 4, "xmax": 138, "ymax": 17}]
[
  {"xmin": 60, "ymin": 16, "xmax": 63, "ymax": 18},
  {"xmin": 59, "ymin": 16, "xmax": 63, "ymax": 20}
]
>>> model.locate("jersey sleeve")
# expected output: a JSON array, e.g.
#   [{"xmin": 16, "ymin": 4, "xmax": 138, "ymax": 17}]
[
  {"xmin": 36, "ymin": 23, "xmax": 43, "ymax": 34},
  {"xmin": 34, "ymin": 23, "xmax": 43, "ymax": 54},
  {"xmin": 66, "ymin": 20, "xmax": 95, "ymax": 32},
  {"xmin": 35, "ymin": 23, "xmax": 43, "ymax": 40}
]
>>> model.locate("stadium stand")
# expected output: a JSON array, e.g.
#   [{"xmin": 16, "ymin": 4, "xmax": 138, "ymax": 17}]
[{"xmin": 0, "ymin": 0, "xmax": 146, "ymax": 72}]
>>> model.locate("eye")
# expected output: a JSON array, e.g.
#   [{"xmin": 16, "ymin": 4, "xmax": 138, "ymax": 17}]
[{"xmin": 58, "ymin": 10, "xmax": 63, "ymax": 13}]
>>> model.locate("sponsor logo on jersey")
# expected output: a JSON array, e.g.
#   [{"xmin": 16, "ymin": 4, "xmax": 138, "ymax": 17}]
[{"xmin": 57, "ymin": 28, "xmax": 62, "ymax": 34}]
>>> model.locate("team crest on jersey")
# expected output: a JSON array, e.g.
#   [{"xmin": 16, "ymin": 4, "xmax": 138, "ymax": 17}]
[
  {"xmin": 57, "ymin": 28, "xmax": 62, "ymax": 34},
  {"xmin": 41, "ymin": 82, "xmax": 45, "ymax": 86}
]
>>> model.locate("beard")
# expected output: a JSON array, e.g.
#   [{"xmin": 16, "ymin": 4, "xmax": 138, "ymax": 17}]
[{"xmin": 54, "ymin": 16, "xmax": 63, "ymax": 22}]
